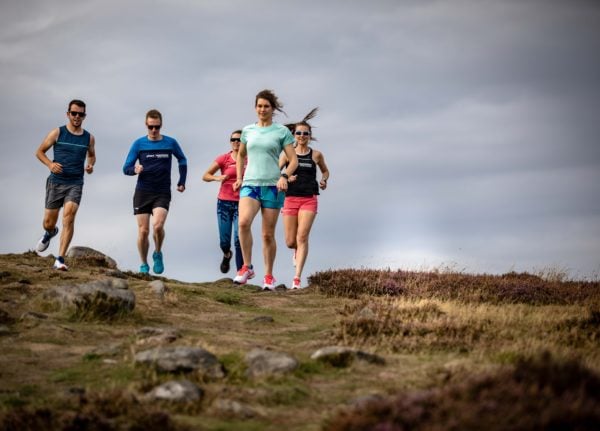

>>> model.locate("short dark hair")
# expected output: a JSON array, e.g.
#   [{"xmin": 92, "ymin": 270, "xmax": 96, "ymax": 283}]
[
  {"xmin": 146, "ymin": 109, "xmax": 162, "ymax": 123},
  {"xmin": 231, "ymin": 130, "xmax": 242, "ymax": 136},
  {"xmin": 68, "ymin": 99, "xmax": 86, "ymax": 112}
]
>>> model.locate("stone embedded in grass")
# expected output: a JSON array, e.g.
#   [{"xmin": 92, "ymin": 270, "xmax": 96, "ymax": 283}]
[
  {"xmin": 143, "ymin": 379, "xmax": 204, "ymax": 403},
  {"xmin": 42, "ymin": 278, "xmax": 135, "ymax": 319},
  {"xmin": 311, "ymin": 346, "xmax": 385, "ymax": 367},
  {"xmin": 66, "ymin": 246, "xmax": 118, "ymax": 269},
  {"xmin": 245, "ymin": 348, "xmax": 299, "ymax": 378},
  {"xmin": 134, "ymin": 346, "xmax": 225, "ymax": 379},
  {"xmin": 248, "ymin": 315, "xmax": 275, "ymax": 324},
  {"xmin": 0, "ymin": 308, "xmax": 16, "ymax": 324},
  {"xmin": 210, "ymin": 398, "xmax": 258, "ymax": 419},
  {"xmin": 148, "ymin": 280, "xmax": 167, "ymax": 299},
  {"xmin": 135, "ymin": 326, "xmax": 180, "ymax": 346}
]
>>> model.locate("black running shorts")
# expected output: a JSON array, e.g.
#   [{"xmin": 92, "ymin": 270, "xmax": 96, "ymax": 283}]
[{"xmin": 133, "ymin": 189, "xmax": 171, "ymax": 215}]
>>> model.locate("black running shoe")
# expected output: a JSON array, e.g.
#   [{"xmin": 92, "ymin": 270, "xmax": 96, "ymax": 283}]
[{"xmin": 220, "ymin": 252, "xmax": 232, "ymax": 273}]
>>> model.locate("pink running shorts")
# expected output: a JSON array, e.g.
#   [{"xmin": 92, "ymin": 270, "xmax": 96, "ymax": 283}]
[{"xmin": 281, "ymin": 195, "xmax": 318, "ymax": 216}]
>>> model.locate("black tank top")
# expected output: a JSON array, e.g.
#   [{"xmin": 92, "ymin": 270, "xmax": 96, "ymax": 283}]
[{"xmin": 287, "ymin": 148, "xmax": 319, "ymax": 196}]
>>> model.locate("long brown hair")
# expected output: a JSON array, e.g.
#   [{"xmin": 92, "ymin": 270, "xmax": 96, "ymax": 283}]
[
  {"xmin": 286, "ymin": 107, "xmax": 318, "ymax": 141},
  {"xmin": 255, "ymin": 89, "xmax": 287, "ymax": 116}
]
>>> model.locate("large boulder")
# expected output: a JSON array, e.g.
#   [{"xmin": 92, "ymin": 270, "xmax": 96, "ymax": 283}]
[
  {"xmin": 43, "ymin": 278, "xmax": 135, "ymax": 319},
  {"xmin": 66, "ymin": 246, "xmax": 118, "ymax": 269}
]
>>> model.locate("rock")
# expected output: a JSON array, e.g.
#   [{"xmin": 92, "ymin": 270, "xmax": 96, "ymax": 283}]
[
  {"xmin": 0, "ymin": 325, "xmax": 12, "ymax": 336},
  {"xmin": 245, "ymin": 348, "xmax": 298, "ymax": 378},
  {"xmin": 311, "ymin": 346, "xmax": 385, "ymax": 367},
  {"xmin": 20, "ymin": 311, "xmax": 48, "ymax": 320},
  {"xmin": 357, "ymin": 307, "xmax": 377, "ymax": 320},
  {"xmin": 248, "ymin": 316, "xmax": 275, "ymax": 324},
  {"xmin": 144, "ymin": 380, "xmax": 204, "ymax": 403},
  {"xmin": 19, "ymin": 311, "xmax": 49, "ymax": 329},
  {"xmin": 148, "ymin": 280, "xmax": 167, "ymax": 298},
  {"xmin": 348, "ymin": 393, "xmax": 385, "ymax": 408},
  {"xmin": 19, "ymin": 311, "xmax": 49, "ymax": 328},
  {"xmin": 102, "ymin": 269, "xmax": 127, "ymax": 279},
  {"xmin": 66, "ymin": 246, "xmax": 118, "ymax": 269},
  {"xmin": 136, "ymin": 327, "xmax": 180, "ymax": 346},
  {"xmin": 135, "ymin": 346, "xmax": 225, "ymax": 379},
  {"xmin": 0, "ymin": 308, "xmax": 16, "ymax": 324},
  {"xmin": 88, "ymin": 342, "xmax": 123, "ymax": 357},
  {"xmin": 355, "ymin": 350, "xmax": 386, "ymax": 365},
  {"xmin": 43, "ymin": 278, "xmax": 135, "ymax": 319},
  {"xmin": 211, "ymin": 398, "xmax": 258, "ymax": 419}
]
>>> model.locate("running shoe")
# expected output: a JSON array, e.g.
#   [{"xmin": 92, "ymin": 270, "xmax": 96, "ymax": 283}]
[
  {"xmin": 53, "ymin": 257, "xmax": 68, "ymax": 271},
  {"xmin": 233, "ymin": 264, "xmax": 255, "ymax": 285},
  {"xmin": 152, "ymin": 251, "xmax": 164, "ymax": 274},
  {"xmin": 36, "ymin": 227, "xmax": 59, "ymax": 253},
  {"xmin": 263, "ymin": 274, "xmax": 276, "ymax": 291},
  {"xmin": 220, "ymin": 252, "xmax": 232, "ymax": 273},
  {"xmin": 140, "ymin": 263, "xmax": 150, "ymax": 274},
  {"xmin": 292, "ymin": 277, "xmax": 301, "ymax": 289}
]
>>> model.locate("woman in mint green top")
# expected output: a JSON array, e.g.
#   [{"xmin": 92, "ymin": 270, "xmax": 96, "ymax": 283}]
[{"xmin": 232, "ymin": 89, "xmax": 298, "ymax": 290}]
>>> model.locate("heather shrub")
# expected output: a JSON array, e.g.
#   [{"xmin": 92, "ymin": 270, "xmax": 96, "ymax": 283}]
[
  {"xmin": 324, "ymin": 352, "xmax": 600, "ymax": 431},
  {"xmin": 309, "ymin": 268, "xmax": 600, "ymax": 305},
  {"xmin": 0, "ymin": 390, "xmax": 187, "ymax": 431}
]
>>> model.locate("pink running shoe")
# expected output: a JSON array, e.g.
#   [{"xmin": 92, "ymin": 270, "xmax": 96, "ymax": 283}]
[
  {"xmin": 233, "ymin": 265, "xmax": 255, "ymax": 285},
  {"xmin": 292, "ymin": 277, "xmax": 301, "ymax": 289},
  {"xmin": 263, "ymin": 274, "xmax": 276, "ymax": 290}
]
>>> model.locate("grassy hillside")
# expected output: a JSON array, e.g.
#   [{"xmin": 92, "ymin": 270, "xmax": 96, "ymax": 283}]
[{"xmin": 1, "ymin": 252, "xmax": 598, "ymax": 430}]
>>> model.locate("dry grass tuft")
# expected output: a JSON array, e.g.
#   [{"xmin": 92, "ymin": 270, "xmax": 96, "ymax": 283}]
[{"xmin": 336, "ymin": 299, "xmax": 491, "ymax": 353}]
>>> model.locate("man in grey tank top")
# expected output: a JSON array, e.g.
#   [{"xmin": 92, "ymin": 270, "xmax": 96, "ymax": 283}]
[{"xmin": 34, "ymin": 99, "xmax": 96, "ymax": 271}]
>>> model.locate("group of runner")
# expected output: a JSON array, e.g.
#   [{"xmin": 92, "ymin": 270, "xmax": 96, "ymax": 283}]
[{"xmin": 34, "ymin": 90, "xmax": 329, "ymax": 290}]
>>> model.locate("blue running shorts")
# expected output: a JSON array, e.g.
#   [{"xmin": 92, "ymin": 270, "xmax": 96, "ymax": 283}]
[{"xmin": 240, "ymin": 185, "xmax": 285, "ymax": 209}]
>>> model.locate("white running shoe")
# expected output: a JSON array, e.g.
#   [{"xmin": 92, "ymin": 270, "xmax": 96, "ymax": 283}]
[
  {"xmin": 263, "ymin": 274, "xmax": 276, "ymax": 290},
  {"xmin": 233, "ymin": 265, "xmax": 255, "ymax": 285},
  {"xmin": 53, "ymin": 258, "xmax": 68, "ymax": 271},
  {"xmin": 36, "ymin": 227, "xmax": 59, "ymax": 253},
  {"xmin": 292, "ymin": 277, "xmax": 301, "ymax": 289}
]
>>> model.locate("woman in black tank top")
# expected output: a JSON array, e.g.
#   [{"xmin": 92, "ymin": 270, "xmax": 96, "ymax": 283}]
[{"xmin": 279, "ymin": 114, "xmax": 330, "ymax": 289}]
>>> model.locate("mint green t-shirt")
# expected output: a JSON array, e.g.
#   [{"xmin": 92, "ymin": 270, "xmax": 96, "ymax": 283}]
[{"xmin": 241, "ymin": 123, "xmax": 294, "ymax": 186}]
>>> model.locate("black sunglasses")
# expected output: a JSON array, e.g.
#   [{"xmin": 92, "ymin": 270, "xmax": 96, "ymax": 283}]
[
  {"xmin": 147, "ymin": 125, "xmax": 161, "ymax": 130},
  {"xmin": 294, "ymin": 131, "xmax": 310, "ymax": 136},
  {"xmin": 230, "ymin": 138, "xmax": 241, "ymax": 142},
  {"xmin": 68, "ymin": 111, "xmax": 86, "ymax": 118}
]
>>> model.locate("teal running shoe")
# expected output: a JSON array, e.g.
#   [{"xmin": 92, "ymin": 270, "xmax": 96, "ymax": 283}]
[
  {"xmin": 152, "ymin": 251, "xmax": 164, "ymax": 274},
  {"xmin": 140, "ymin": 263, "xmax": 150, "ymax": 274}
]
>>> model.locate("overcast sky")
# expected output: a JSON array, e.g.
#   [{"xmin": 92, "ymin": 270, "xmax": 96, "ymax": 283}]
[{"xmin": 1, "ymin": 0, "xmax": 599, "ymax": 283}]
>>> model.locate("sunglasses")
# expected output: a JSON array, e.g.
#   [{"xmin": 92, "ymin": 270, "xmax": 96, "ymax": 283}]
[
  {"xmin": 69, "ymin": 111, "xmax": 86, "ymax": 118},
  {"xmin": 230, "ymin": 138, "xmax": 241, "ymax": 142},
  {"xmin": 147, "ymin": 125, "xmax": 161, "ymax": 130},
  {"xmin": 294, "ymin": 131, "xmax": 310, "ymax": 136}
]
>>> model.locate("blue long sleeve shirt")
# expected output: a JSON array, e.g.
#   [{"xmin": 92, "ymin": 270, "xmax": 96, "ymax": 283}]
[{"xmin": 123, "ymin": 135, "xmax": 187, "ymax": 193}]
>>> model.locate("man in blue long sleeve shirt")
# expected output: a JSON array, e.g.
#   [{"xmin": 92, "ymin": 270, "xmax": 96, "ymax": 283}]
[{"xmin": 123, "ymin": 109, "xmax": 187, "ymax": 275}]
